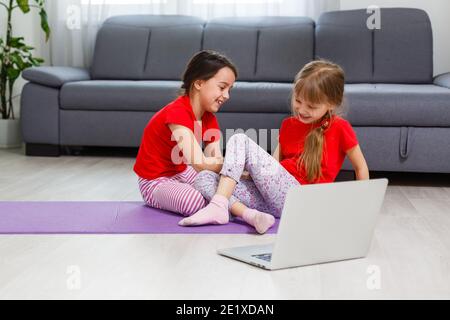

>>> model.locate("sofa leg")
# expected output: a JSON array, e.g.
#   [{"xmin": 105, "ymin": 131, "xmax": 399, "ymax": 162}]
[{"xmin": 25, "ymin": 143, "xmax": 61, "ymax": 157}]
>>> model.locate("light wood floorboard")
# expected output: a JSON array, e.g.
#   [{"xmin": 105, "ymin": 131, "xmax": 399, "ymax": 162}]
[{"xmin": 1, "ymin": 147, "xmax": 449, "ymax": 299}]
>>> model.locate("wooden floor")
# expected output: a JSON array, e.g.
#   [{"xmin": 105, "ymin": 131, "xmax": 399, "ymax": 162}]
[{"xmin": 0, "ymin": 146, "xmax": 450, "ymax": 300}]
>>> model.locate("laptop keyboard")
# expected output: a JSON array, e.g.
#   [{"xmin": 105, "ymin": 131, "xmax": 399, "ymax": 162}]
[{"xmin": 252, "ymin": 253, "xmax": 272, "ymax": 262}]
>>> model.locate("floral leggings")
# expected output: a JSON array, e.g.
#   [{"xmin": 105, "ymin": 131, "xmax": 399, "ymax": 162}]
[{"xmin": 194, "ymin": 133, "xmax": 300, "ymax": 217}]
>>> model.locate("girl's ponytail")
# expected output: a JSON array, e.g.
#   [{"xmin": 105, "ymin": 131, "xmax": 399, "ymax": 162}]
[{"xmin": 297, "ymin": 110, "xmax": 333, "ymax": 182}]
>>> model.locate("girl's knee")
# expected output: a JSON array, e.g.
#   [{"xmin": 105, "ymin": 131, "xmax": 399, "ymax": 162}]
[
  {"xmin": 182, "ymin": 193, "xmax": 207, "ymax": 216},
  {"xmin": 140, "ymin": 190, "xmax": 159, "ymax": 209},
  {"xmin": 194, "ymin": 170, "xmax": 218, "ymax": 189},
  {"xmin": 225, "ymin": 134, "xmax": 249, "ymax": 156},
  {"xmin": 227, "ymin": 133, "xmax": 248, "ymax": 146}
]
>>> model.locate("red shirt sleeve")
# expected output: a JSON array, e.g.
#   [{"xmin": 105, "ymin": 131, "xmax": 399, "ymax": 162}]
[
  {"xmin": 339, "ymin": 119, "xmax": 358, "ymax": 152},
  {"xmin": 164, "ymin": 106, "xmax": 194, "ymax": 130}
]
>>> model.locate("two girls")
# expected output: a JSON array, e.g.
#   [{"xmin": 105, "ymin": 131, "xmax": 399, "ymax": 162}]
[
  {"xmin": 178, "ymin": 60, "xmax": 369, "ymax": 234},
  {"xmin": 135, "ymin": 51, "xmax": 369, "ymax": 235}
]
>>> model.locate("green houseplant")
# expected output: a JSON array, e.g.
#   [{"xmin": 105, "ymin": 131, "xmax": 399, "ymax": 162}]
[{"xmin": 0, "ymin": 0, "xmax": 50, "ymax": 147}]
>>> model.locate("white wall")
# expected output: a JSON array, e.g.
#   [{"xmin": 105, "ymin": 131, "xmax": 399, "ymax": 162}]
[{"xmin": 340, "ymin": 0, "xmax": 450, "ymax": 76}]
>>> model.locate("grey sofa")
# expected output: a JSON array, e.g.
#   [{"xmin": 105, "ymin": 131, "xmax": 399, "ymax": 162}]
[{"xmin": 21, "ymin": 8, "xmax": 450, "ymax": 173}]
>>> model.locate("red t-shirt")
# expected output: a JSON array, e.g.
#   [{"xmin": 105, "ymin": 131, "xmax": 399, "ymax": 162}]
[
  {"xmin": 134, "ymin": 95, "xmax": 220, "ymax": 180},
  {"xmin": 279, "ymin": 116, "xmax": 358, "ymax": 185}
]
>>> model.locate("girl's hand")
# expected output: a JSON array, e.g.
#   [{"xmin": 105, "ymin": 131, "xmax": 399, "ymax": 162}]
[
  {"xmin": 168, "ymin": 124, "xmax": 223, "ymax": 173},
  {"xmin": 241, "ymin": 171, "xmax": 252, "ymax": 180}
]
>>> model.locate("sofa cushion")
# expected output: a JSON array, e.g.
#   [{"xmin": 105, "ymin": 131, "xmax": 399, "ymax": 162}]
[
  {"xmin": 316, "ymin": 8, "xmax": 433, "ymax": 84},
  {"xmin": 316, "ymin": 10, "xmax": 373, "ymax": 83},
  {"xmin": 60, "ymin": 81, "xmax": 292, "ymax": 113},
  {"xmin": 91, "ymin": 23, "xmax": 150, "ymax": 80},
  {"xmin": 61, "ymin": 82, "xmax": 450, "ymax": 127},
  {"xmin": 91, "ymin": 15, "xmax": 205, "ymax": 81},
  {"xmin": 203, "ymin": 17, "xmax": 314, "ymax": 82},
  {"xmin": 222, "ymin": 82, "xmax": 292, "ymax": 113},
  {"xmin": 60, "ymin": 81, "xmax": 181, "ymax": 111},
  {"xmin": 373, "ymin": 8, "xmax": 433, "ymax": 83},
  {"xmin": 345, "ymin": 84, "xmax": 450, "ymax": 126}
]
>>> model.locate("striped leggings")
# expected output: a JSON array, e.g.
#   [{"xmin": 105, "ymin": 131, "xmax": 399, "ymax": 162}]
[{"xmin": 138, "ymin": 166, "xmax": 207, "ymax": 217}]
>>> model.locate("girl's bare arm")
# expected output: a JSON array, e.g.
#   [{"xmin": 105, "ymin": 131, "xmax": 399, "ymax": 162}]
[
  {"xmin": 168, "ymin": 124, "xmax": 223, "ymax": 173},
  {"xmin": 346, "ymin": 144, "xmax": 370, "ymax": 180},
  {"xmin": 272, "ymin": 143, "xmax": 282, "ymax": 162}
]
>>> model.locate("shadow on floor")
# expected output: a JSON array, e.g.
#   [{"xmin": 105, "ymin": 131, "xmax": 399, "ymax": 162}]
[
  {"xmin": 336, "ymin": 170, "xmax": 450, "ymax": 187},
  {"xmin": 368, "ymin": 171, "xmax": 450, "ymax": 187}
]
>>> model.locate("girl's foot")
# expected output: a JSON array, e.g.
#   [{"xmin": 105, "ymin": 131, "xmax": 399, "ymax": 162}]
[
  {"xmin": 178, "ymin": 194, "xmax": 229, "ymax": 226},
  {"xmin": 242, "ymin": 208, "xmax": 275, "ymax": 234}
]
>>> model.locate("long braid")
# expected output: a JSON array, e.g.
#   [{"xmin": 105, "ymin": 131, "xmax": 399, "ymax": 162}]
[{"xmin": 297, "ymin": 110, "xmax": 333, "ymax": 182}]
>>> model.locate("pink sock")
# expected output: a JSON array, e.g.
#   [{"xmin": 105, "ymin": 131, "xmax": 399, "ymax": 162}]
[
  {"xmin": 242, "ymin": 208, "xmax": 275, "ymax": 234},
  {"xmin": 178, "ymin": 194, "xmax": 229, "ymax": 226}
]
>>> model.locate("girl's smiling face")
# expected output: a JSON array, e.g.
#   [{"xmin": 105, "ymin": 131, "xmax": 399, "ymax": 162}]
[
  {"xmin": 194, "ymin": 67, "xmax": 236, "ymax": 113},
  {"xmin": 292, "ymin": 95, "xmax": 334, "ymax": 124}
]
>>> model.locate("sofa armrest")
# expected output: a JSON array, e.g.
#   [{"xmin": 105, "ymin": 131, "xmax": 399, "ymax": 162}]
[
  {"xmin": 434, "ymin": 72, "xmax": 450, "ymax": 89},
  {"xmin": 22, "ymin": 66, "xmax": 91, "ymax": 88}
]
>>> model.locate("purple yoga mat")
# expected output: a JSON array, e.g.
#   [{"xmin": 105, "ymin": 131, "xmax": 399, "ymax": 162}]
[{"xmin": 0, "ymin": 201, "xmax": 279, "ymax": 234}]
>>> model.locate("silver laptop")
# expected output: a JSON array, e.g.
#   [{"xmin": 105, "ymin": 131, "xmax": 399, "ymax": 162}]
[{"xmin": 218, "ymin": 178, "xmax": 388, "ymax": 270}]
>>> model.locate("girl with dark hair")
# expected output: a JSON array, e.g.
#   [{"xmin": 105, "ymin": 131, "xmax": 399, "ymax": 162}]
[{"xmin": 134, "ymin": 50, "xmax": 237, "ymax": 217}]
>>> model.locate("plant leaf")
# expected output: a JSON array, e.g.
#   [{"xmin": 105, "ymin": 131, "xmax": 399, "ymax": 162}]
[
  {"xmin": 39, "ymin": 9, "xmax": 51, "ymax": 42},
  {"xmin": 7, "ymin": 67, "xmax": 21, "ymax": 82},
  {"xmin": 9, "ymin": 37, "xmax": 26, "ymax": 48},
  {"xmin": 30, "ymin": 57, "xmax": 44, "ymax": 66},
  {"xmin": 10, "ymin": 53, "xmax": 26, "ymax": 69},
  {"xmin": 17, "ymin": 0, "xmax": 31, "ymax": 14}
]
